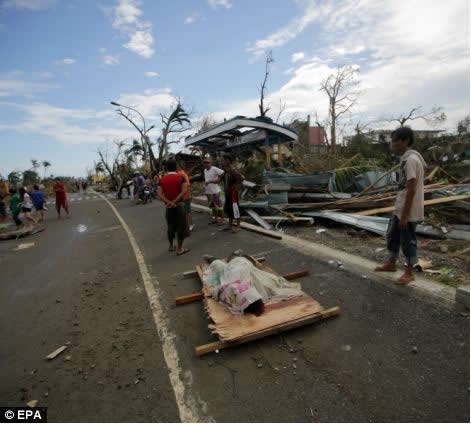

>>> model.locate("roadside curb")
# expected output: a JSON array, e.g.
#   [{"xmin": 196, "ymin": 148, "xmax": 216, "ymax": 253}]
[
  {"xmin": 192, "ymin": 203, "xmax": 457, "ymax": 308},
  {"xmin": 456, "ymin": 286, "xmax": 470, "ymax": 308}
]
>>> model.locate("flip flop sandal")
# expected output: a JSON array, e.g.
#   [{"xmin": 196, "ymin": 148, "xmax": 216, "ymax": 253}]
[{"xmin": 176, "ymin": 248, "xmax": 190, "ymax": 256}]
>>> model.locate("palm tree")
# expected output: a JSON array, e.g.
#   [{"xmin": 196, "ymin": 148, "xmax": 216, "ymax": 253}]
[
  {"xmin": 95, "ymin": 162, "xmax": 105, "ymax": 176},
  {"xmin": 42, "ymin": 160, "xmax": 51, "ymax": 180},
  {"xmin": 30, "ymin": 159, "xmax": 40, "ymax": 171},
  {"xmin": 125, "ymin": 139, "xmax": 144, "ymax": 166}
]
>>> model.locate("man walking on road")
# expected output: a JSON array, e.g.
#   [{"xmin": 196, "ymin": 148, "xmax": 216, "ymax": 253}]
[
  {"xmin": 53, "ymin": 179, "xmax": 70, "ymax": 219},
  {"xmin": 375, "ymin": 126, "xmax": 426, "ymax": 285},
  {"xmin": 158, "ymin": 159, "xmax": 190, "ymax": 256},
  {"xmin": 203, "ymin": 158, "xmax": 225, "ymax": 225}
]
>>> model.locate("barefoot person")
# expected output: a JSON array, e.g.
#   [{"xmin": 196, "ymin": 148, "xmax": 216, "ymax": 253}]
[
  {"xmin": 158, "ymin": 159, "xmax": 190, "ymax": 256},
  {"xmin": 203, "ymin": 158, "xmax": 224, "ymax": 225},
  {"xmin": 19, "ymin": 187, "xmax": 38, "ymax": 228},
  {"xmin": 53, "ymin": 179, "xmax": 70, "ymax": 219},
  {"xmin": 222, "ymin": 155, "xmax": 245, "ymax": 233},
  {"xmin": 177, "ymin": 163, "xmax": 194, "ymax": 232},
  {"xmin": 375, "ymin": 127, "xmax": 426, "ymax": 285},
  {"xmin": 31, "ymin": 184, "xmax": 46, "ymax": 222}
]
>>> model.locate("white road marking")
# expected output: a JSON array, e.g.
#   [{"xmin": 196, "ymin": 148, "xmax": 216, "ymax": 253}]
[{"xmin": 96, "ymin": 193, "xmax": 208, "ymax": 423}]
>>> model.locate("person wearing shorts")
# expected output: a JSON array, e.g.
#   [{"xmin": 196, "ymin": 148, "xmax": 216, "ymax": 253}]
[
  {"xmin": 31, "ymin": 184, "xmax": 46, "ymax": 222},
  {"xmin": 203, "ymin": 158, "xmax": 224, "ymax": 225},
  {"xmin": 53, "ymin": 180, "xmax": 70, "ymax": 219},
  {"xmin": 19, "ymin": 187, "xmax": 37, "ymax": 227},
  {"xmin": 177, "ymin": 164, "xmax": 194, "ymax": 232},
  {"xmin": 158, "ymin": 159, "xmax": 190, "ymax": 256},
  {"xmin": 9, "ymin": 188, "xmax": 22, "ymax": 228}
]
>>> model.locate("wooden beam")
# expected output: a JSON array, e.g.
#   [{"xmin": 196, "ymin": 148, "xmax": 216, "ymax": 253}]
[
  {"xmin": 195, "ymin": 306, "xmax": 340, "ymax": 356},
  {"xmin": 283, "ymin": 270, "xmax": 310, "ymax": 280},
  {"xmin": 354, "ymin": 194, "xmax": 470, "ymax": 216},
  {"xmin": 239, "ymin": 222, "xmax": 283, "ymax": 240},
  {"xmin": 182, "ymin": 270, "xmax": 198, "ymax": 279},
  {"xmin": 246, "ymin": 209, "xmax": 273, "ymax": 230},
  {"xmin": 175, "ymin": 292, "xmax": 204, "ymax": 305}
]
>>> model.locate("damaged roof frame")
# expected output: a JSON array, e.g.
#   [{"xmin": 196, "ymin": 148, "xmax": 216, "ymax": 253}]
[{"xmin": 185, "ymin": 116, "xmax": 298, "ymax": 152}]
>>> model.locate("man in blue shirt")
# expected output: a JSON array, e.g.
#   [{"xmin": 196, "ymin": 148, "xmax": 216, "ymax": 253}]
[{"xmin": 31, "ymin": 184, "xmax": 46, "ymax": 222}]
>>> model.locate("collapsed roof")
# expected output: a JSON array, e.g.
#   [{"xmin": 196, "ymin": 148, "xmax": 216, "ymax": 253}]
[{"xmin": 184, "ymin": 116, "xmax": 298, "ymax": 152}]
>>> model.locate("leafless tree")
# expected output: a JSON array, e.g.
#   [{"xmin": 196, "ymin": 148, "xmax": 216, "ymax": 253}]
[
  {"xmin": 97, "ymin": 141, "xmax": 126, "ymax": 190},
  {"xmin": 319, "ymin": 65, "xmax": 361, "ymax": 149},
  {"xmin": 113, "ymin": 107, "xmax": 156, "ymax": 171},
  {"xmin": 258, "ymin": 50, "xmax": 274, "ymax": 118},
  {"xmin": 197, "ymin": 113, "xmax": 218, "ymax": 132},
  {"xmin": 275, "ymin": 98, "xmax": 287, "ymax": 124},
  {"xmin": 384, "ymin": 106, "xmax": 447, "ymax": 128}
]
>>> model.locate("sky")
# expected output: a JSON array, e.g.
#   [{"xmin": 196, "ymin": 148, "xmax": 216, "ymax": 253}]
[{"xmin": 0, "ymin": 0, "xmax": 469, "ymax": 178}]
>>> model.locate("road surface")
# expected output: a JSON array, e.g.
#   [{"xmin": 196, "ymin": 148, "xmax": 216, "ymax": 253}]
[{"xmin": 0, "ymin": 194, "xmax": 469, "ymax": 422}]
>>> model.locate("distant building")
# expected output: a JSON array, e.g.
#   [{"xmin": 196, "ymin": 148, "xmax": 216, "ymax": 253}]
[{"xmin": 345, "ymin": 129, "xmax": 445, "ymax": 145}]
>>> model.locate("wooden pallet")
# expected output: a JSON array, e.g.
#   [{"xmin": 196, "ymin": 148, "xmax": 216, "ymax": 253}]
[{"xmin": 177, "ymin": 257, "xmax": 340, "ymax": 356}]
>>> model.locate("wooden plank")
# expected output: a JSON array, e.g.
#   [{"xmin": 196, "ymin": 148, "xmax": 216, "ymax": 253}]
[
  {"xmin": 355, "ymin": 194, "xmax": 470, "ymax": 216},
  {"xmin": 283, "ymin": 270, "xmax": 310, "ymax": 280},
  {"xmin": 239, "ymin": 222, "xmax": 283, "ymax": 240},
  {"xmin": 182, "ymin": 270, "xmax": 199, "ymax": 279},
  {"xmin": 175, "ymin": 292, "xmax": 204, "ymax": 305},
  {"xmin": 195, "ymin": 306, "xmax": 340, "ymax": 356},
  {"xmin": 355, "ymin": 164, "xmax": 399, "ymax": 197},
  {"xmin": 246, "ymin": 209, "xmax": 273, "ymax": 230},
  {"xmin": 45, "ymin": 345, "xmax": 68, "ymax": 360}
]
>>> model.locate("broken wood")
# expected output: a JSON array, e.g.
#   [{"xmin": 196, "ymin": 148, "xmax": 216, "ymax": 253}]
[
  {"xmin": 354, "ymin": 194, "xmax": 470, "ymax": 216},
  {"xmin": 175, "ymin": 292, "xmax": 204, "ymax": 305},
  {"xmin": 283, "ymin": 270, "xmax": 310, "ymax": 280},
  {"xmin": 355, "ymin": 164, "xmax": 399, "ymax": 197},
  {"xmin": 45, "ymin": 345, "xmax": 67, "ymax": 360},
  {"xmin": 246, "ymin": 209, "xmax": 273, "ymax": 230},
  {"xmin": 239, "ymin": 222, "xmax": 282, "ymax": 240},
  {"xmin": 195, "ymin": 306, "xmax": 341, "ymax": 356},
  {"xmin": 182, "ymin": 270, "xmax": 199, "ymax": 279}
]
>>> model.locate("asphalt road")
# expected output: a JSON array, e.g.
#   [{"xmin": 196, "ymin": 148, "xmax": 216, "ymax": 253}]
[{"xmin": 0, "ymin": 194, "xmax": 469, "ymax": 422}]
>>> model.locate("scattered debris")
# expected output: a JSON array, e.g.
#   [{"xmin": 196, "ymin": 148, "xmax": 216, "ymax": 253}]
[
  {"xmin": 412, "ymin": 346, "xmax": 419, "ymax": 354},
  {"xmin": 414, "ymin": 259, "xmax": 433, "ymax": 272},
  {"xmin": 341, "ymin": 345, "xmax": 352, "ymax": 352},
  {"xmin": 316, "ymin": 228, "xmax": 327, "ymax": 234},
  {"xmin": 13, "ymin": 242, "xmax": 35, "ymax": 251},
  {"xmin": 45, "ymin": 345, "xmax": 68, "ymax": 360},
  {"xmin": 26, "ymin": 400, "xmax": 38, "ymax": 408}
]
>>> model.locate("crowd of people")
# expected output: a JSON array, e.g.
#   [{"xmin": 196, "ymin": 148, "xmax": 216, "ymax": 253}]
[{"xmin": 0, "ymin": 180, "xmax": 71, "ymax": 229}]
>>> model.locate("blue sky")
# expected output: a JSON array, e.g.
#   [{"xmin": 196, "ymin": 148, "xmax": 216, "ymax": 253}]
[{"xmin": 0, "ymin": 0, "xmax": 469, "ymax": 177}]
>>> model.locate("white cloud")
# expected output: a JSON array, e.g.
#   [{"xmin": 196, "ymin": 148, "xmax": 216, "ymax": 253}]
[
  {"xmin": 111, "ymin": 0, "xmax": 155, "ymax": 58},
  {"xmin": 247, "ymin": 2, "xmax": 332, "ymax": 60},
  {"xmin": 0, "ymin": 74, "xmax": 59, "ymax": 97},
  {"xmin": 98, "ymin": 47, "xmax": 107, "ymax": 53},
  {"xmin": 1, "ymin": 0, "xmax": 56, "ymax": 10},
  {"xmin": 184, "ymin": 15, "xmax": 195, "ymax": 24},
  {"xmin": 234, "ymin": 0, "xmax": 469, "ymax": 133},
  {"xmin": 208, "ymin": 0, "xmax": 232, "ymax": 9},
  {"xmin": 123, "ymin": 30, "xmax": 154, "ymax": 58},
  {"xmin": 291, "ymin": 52, "xmax": 305, "ymax": 63},
  {"xmin": 0, "ymin": 88, "xmax": 178, "ymax": 148},
  {"xmin": 114, "ymin": 88, "xmax": 175, "ymax": 120},
  {"xmin": 145, "ymin": 71, "xmax": 159, "ymax": 77},
  {"xmin": 103, "ymin": 55, "xmax": 120, "ymax": 66},
  {"xmin": 59, "ymin": 58, "xmax": 76, "ymax": 65}
]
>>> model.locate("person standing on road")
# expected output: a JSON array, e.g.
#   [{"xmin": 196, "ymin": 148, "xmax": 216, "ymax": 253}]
[
  {"xmin": 158, "ymin": 159, "xmax": 190, "ymax": 256},
  {"xmin": 375, "ymin": 126, "xmax": 426, "ymax": 285},
  {"xmin": 31, "ymin": 184, "xmax": 46, "ymax": 222},
  {"xmin": 53, "ymin": 179, "xmax": 70, "ymax": 219},
  {"xmin": 9, "ymin": 188, "xmax": 22, "ymax": 228},
  {"xmin": 177, "ymin": 163, "xmax": 194, "ymax": 232},
  {"xmin": 222, "ymin": 155, "xmax": 245, "ymax": 233},
  {"xmin": 19, "ymin": 187, "xmax": 38, "ymax": 227},
  {"xmin": 203, "ymin": 158, "xmax": 225, "ymax": 225}
]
